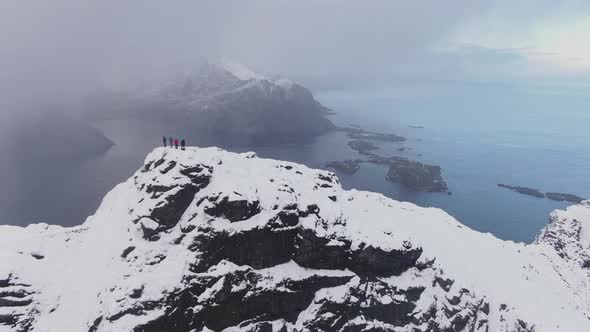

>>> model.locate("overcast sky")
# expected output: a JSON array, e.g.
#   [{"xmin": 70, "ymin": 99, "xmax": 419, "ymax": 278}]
[{"xmin": 1, "ymin": 0, "xmax": 590, "ymax": 112}]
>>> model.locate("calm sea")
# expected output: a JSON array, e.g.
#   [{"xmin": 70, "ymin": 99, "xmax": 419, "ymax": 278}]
[{"xmin": 1, "ymin": 81, "xmax": 588, "ymax": 243}]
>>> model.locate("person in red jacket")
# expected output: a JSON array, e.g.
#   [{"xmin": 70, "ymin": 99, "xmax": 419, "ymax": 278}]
[{"xmin": 174, "ymin": 138, "xmax": 179, "ymax": 149}]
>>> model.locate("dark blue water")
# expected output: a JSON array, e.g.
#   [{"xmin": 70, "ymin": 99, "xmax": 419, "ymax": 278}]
[
  {"xmin": 311, "ymin": 82, "xmax": 590, "ymax": 243},
  {"xmin": 2, "ymin": 82, "xmax": 588, "ymax": 243}
]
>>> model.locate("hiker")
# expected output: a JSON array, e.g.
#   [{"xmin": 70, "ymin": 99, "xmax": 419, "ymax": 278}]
[
  {"xmin": 168, "ymin": 136, "xmax": 173, "ymax": 147},
  {"xmin": 162, "ymin": 136, "xmax": 167, "ymax": 147},
  {"xmin": 174, "ymin": 138, "xmax": 179, "ymax": 149},
  {"xmin": 181, "ymin": 139, "xmax": 185, "ymax": 150}
]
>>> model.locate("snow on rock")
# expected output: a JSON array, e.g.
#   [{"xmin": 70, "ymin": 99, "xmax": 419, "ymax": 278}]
[
  {"xmin": 1, "ymin": 147, "xmax": 590, "ymax": 331},
  {"xmin": 219, "ymin": 58, "xmax": 267, "ymax": 82}
]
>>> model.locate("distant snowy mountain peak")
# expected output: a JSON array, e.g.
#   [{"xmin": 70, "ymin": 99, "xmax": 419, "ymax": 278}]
[
  {"xmin": 219, "ymin": 58, "xmax": 267, "ymax": 81},
  {"xmin": 217, "ymin": 59, "xmax": 296, "ymax": 87},
  {"xmin": 96, "ymin": 60, "xmax": 334, "ymax": 144},
  {"xmin": 2, "ymin": 147, "xmax": 590, "ymax": 331}
]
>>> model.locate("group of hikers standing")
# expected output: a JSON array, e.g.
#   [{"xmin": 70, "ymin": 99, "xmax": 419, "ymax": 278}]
[{"xmin": 163, "ymin": 136, "xmax": 186, "ymax": 150}]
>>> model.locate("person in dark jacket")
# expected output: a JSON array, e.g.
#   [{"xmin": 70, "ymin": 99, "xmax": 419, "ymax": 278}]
[
  {"xmin": 169, "ymin": 136, "xmax": 173, "ymax": 147},
  {"xmin": 174, "ymin": 138, "xmax": 179, "ymax": 149},
  {"xmin": 181, "ymin": 139, "xmax": 185, "ymax": 150},
  {"xmin": 163, "ymin": 136, "xmax": 167, "ymax": 147}
]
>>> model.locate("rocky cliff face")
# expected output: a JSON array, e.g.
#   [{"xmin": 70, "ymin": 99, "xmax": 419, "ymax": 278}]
[{"xmin": 1, "ymin": 147, "xmax": 589, "ymax": 332}]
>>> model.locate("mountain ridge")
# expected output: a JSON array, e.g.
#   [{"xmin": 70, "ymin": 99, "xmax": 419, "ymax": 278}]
[
  {"xmin": 86, "ymin": 62, "xmax": 334, "ymax": 145},
  {"xmin": 1, "ymin": 147, "xmax": 589, "ymax": 331}
]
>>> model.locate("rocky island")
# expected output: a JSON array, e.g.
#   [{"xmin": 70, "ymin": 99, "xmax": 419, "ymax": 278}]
[
  {"xmin": 546, "ymin": 192, "xmax": 586, "ymax": 204},
  {"xmin": 497, "ymin": 184, "xmax": 545, "ymax": 198},
  {"xmin": 385, "ymin": 157, "xmax": 448, "ymax": 192},
  {"xmin": 346, "ymin": 130, "xmax": 406, "ymax": 142},
  {"xmin": 333, "ymin": 126, "xmax": 449, "ymax": 192},
  {"xmin": 347, "ymin": 140, "xmax": 379, "ymax": 153},
  {"xmin": 2, "ymin": 147, "xmax": 589, "ymax": 331},
  {"xmin": 498, "ymin": 184, "xmax": 586, "ymax": 203},
  {"xmin": 325, "ymin": 159, "xmax": 363, "ymax": 174},
  {"xmin": 327, "ymin": 155, "xmax": 448, "ymax": 192}
]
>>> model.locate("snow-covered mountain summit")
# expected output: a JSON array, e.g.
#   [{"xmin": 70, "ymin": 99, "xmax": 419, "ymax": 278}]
[
  {"xmin": 2, "ymin": 147, "xmax": 590, "ymax": 331},
  {"xmin": 218, "ymin": 59, "xmax": 270, "ymax": 82}
]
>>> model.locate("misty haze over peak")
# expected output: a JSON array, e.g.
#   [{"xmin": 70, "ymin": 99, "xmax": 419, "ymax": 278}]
[{"xmin": 3, "ymin": 0, "xmax": 590, "ymax": 116}]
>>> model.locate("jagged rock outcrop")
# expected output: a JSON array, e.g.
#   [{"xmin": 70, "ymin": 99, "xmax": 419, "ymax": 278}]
[
  {"xmin": 0, "ymin": 274, "xmax": 36, "ymax": 332},
  {"xmin": 1, "ymin": 147, "xmax": 589, "ymax": 331}
]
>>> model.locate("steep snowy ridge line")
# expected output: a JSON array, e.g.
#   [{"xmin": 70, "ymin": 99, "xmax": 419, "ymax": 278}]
[{"xmin": 1, "ymin": 147, "xmax": 589, "ymax": 331}]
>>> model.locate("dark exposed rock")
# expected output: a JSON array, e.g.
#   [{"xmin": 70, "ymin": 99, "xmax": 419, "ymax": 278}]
[
  {"xmin": 497, "ymin": 184, "xmax": 545, "ymax": 198},
  {"xmin": 0, "ymin": 298, "xmax": 32, "ymax": 307},
  {"xmin": 121, "ymin": 246, "xmax": 136, "ymax": 259},
  {"xmin": 204, "ymin": 196, "xmax": 261, "ymax": 223},
  {"xmin": 304, "ymin": 280, "xmax": 424, "ymax": 331},
  {"xmin": 293, "ymin": 228, "xmax": 422, "ymax": 276},
  {"xmin": 0, "ymin": 314, "xmax": 18, "ymax": 327},
  {"xmin": 149, "ymin": 185, "xmax": 199, "ymax": 229},
  {"xmin": 293, "ymin": 229, "xmax": 351, "ymax": 270},
  {"xmin": 0, "ymin": 275, "xmax": 35, "ymax": 332},
  {"xmin": 107, "ymin": 301, "xmax": 160, "ymax": 322},
  {"xmin": 138, "ymin": 162, "xmax": 213, "ymax": 236},
  {"xmin": 0, "ymin": 288, "xmax": 31, "ymax": 299},
  {"xmin": 159, "ymin": 161, "xmax": 177, "ymax": 174},
  {"xmin": 142, "ymin": 162, "xmax": 153, "ymax": 173},
  {"xmin": 133, "ymin": 268, "xmax": 352, "ymax": 332},
  {"xmin": 189, "ymin": 227, "xmax": 298, "ymax": 272},
  {"xmin": 276, "ymin": 210, "xmax": 300, "ymax": 227},
  {"xmin": 145, "ymin": 184, "xmax": 174, "ymax": 197},
  {"xmin": 153, "ymin": 158, "xmax": 166, "ymax": 170},
  {"xmin": 88, "ymin": 316, "xmax": 103, "ymax": 332},
  {"xmin": 317, "ymin": 173, "xmax": 335, "ymax": 184},
  {"xmin": 434, "ymin": 276, "xmax": 455, "ymax": 292},
  {"xmin": 386, "ymin": 157, "xmax": 448, "ymax": 192},
  {"xmin": 129, "ymin": 286, "xmax": 144, "ymax": 299},
  {"xmin": 179, "ymin": 165, "xmax": 213, "ymax": 186}
]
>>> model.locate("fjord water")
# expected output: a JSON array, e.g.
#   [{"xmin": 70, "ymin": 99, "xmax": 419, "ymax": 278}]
[
  {"xmin": 313, "ymin": 81, "xmax": 590, "ymax": 242},
  {"xmin": 1, "ymin": 82, "xmax": 588, "ymax": 243}
]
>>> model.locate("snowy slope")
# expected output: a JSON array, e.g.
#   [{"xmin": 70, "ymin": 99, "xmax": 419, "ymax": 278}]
[
  {"xmin": 1, "ymin": 147, "xmax": 589, "ymax": 332},
  {"xmin": 219, "ymin": 58, "xmax": 268, "ymax": 82}
]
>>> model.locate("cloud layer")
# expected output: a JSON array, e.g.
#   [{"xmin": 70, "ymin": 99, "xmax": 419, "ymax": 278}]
[{"xmin": 1, "ymin": 0, "xmax": 589, "ymax": 113}]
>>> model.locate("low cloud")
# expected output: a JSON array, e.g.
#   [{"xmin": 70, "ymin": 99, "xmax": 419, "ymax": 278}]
[{"xmin": 1, "ymin": 0, "xmax": 589, "ymax": 115}]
